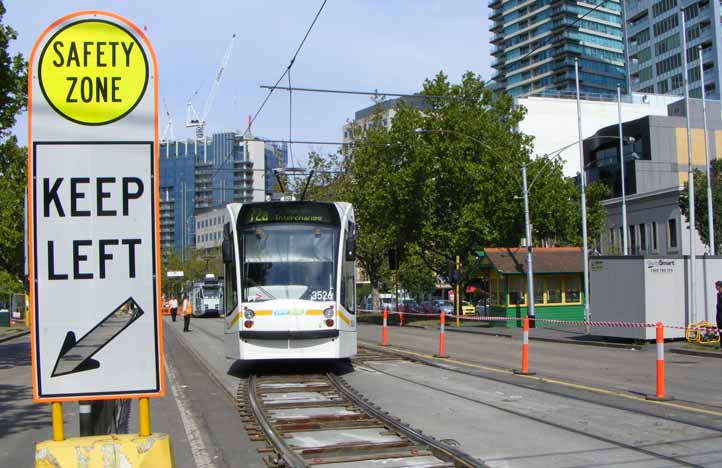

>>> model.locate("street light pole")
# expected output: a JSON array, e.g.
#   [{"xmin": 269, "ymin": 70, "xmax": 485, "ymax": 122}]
[
  {"xmin": 521, "ymin": 164, "xmax": 535, "ymax": 323},
  {"xmin": 617, "ymin": 84, "xmax": 629, "ymax": 255},
  {"xmin": 575, "ymin": 59, "xmax": 591, "ymax": 334}
]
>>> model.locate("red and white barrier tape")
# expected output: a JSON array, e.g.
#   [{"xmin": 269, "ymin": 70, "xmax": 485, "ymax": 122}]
[{"xmin": 358, "ymin": 308, "xmax": 719, "ymax": 332}]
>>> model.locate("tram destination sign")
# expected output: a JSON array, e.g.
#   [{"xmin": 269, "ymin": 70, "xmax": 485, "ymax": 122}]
[{"xmin": 27, "ymin": 11, "xmax": 163, "ymax": 401}]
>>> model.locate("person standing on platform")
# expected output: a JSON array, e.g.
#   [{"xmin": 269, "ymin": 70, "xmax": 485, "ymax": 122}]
[
  {"xmin": 182, "ymin": 294, "xmax": 192, "ymax": 332},
  {"xmin": 169, "ymin": 296, "xmax": 178, "ymax": 322}
]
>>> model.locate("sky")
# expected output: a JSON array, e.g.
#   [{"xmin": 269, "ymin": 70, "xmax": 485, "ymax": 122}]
[{"xmin": 7, "ymin": 0, "xmax": 491, "ymax": 166}]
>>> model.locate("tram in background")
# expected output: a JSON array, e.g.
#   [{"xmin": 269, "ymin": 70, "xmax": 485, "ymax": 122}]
[
  {"xmin": 190, "ymin": 273, "xmax": 223, "ymax": 317},
  {"xmin": 221, "ymin": 201, "xmax": 357, "ymax": 360}
]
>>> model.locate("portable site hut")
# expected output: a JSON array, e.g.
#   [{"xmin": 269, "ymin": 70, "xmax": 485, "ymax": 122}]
[{"xmin": 478, "ymin": 247, "xmax": 584, "ymax": 327}]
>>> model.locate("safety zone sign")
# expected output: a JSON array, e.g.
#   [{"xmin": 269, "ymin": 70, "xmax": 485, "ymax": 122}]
[{"xmin": 28, "ymin": 11, "xmax": 162, "ymax": 401}]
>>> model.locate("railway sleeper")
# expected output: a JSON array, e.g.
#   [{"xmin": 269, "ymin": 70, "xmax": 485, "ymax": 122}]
[
  {"xmin": 274, "ymin": 420, "xmax": 385, "ymax": 432},
  {"xmin": 258, "ymin": 385, "xmax": 335, "ymax": 394},
  {"xmin": 305, "ymin": 451, "xmax": 446, "ymax": 466},
  {"xmin": 271, "ymin": 414, "xmax": 371, "ymax": 425},
  {"xmin": 261, "ymin": 400, "xmax": 346, "ymax": 409},
  {"xmin": 296, "ymin": 440, "xmax": 419, "ymax": 456}
]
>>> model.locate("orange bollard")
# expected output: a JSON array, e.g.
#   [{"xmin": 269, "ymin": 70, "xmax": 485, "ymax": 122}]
[
  {"xmin": 647, "ymin": 322, "xmax": 672, "ymax": 400},
  {"xmin": 434, "ymin": 311, "xmax": 449, "ymax": 358},
  {"xmin": 656, "ymin": 322, "xmax": 664, "ymax": 398},
  {"xmin": 514, "ymin": 316, "xmax": 535, "ymax": 375},
  {"xmin": 381, "ymin": 307, "xmax": 388, "ymax": 346}
]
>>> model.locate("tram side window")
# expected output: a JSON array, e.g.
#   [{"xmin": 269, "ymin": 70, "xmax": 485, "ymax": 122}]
[
  {"xmin": 223, "ymin": 223, "xmax": 238, "ymax": 316},
  {"xmin": 340, "ymin": 222, "xmax": 356, "ymax": 314}
]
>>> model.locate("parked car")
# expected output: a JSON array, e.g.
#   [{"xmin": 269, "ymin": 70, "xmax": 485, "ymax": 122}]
[
  {"xmin": 475, "ymin": 300, "xmax": 489, "ymax": 315},
  {"xmin": 421, "ymin": 299, "xmax": 453, "ymax": 315},
  {"xmin": 461, "ymin": 301, "xmax": 475, "ymax": 315},
  {"xmin": 401, "ymin": 299, "xmax": 419, "ymax": 313}
]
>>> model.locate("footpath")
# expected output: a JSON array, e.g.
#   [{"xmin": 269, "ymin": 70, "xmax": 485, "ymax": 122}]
[{"xmin": 359, "ymin": 313, "xmax": 722, "ymax": 357}]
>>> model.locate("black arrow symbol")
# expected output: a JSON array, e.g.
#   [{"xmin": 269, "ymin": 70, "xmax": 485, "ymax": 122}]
[{"xmin": 51, "ymin": 297, "xmax": 145, "ymax": 378}]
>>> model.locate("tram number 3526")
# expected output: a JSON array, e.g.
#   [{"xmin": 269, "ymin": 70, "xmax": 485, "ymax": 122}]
[{"xmin": 310, "ymin": 290, "xmax": 334, "ymax": 301}]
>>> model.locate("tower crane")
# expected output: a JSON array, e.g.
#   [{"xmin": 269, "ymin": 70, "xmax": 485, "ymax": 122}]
[
  {"xmin": 186, "ymin": 34, "xmax": 236, "ymax": 140},
  {"xmin": 161, "ymin": 97, "xmax": 175, "ymax": 143}
]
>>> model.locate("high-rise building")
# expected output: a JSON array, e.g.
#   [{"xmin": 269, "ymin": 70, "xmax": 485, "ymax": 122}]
[
  {"xmin": 625, "ymin": 0, "xmax": 722, "ymax": 99},
  {"xmin": 159, "ymin": 131, "xmax": 287, "ymax": 255},
  {"xmin": 489, "ymin": 0, "xmax": 627, "ymax": 97}
]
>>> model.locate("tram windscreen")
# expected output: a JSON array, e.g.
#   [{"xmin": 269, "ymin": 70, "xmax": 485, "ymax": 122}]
[
  {"xmin": 204, "ymin": 285, "xmax": 221, "ymax": 298},
  {"xmin": 241, "ymin": 224, "xmax": 338, "ymax": 302}
]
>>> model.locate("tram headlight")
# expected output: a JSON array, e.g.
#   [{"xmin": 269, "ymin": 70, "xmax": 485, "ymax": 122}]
[
  {"xmin": 243, "ymin": 307, "xmax": 255, "ymax": 319},
  {"xmin": 323, "ymin": 307, "xmax": 334, "ymax": 318}
]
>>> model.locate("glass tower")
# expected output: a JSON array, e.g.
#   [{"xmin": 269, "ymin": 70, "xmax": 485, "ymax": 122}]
[
  {"xmin": 490, "ymin": 0, "xmax": 627, "ymax": 97},
  {"xmin": 625, "ymin": 0, "xmax": 722, "ymax": 99}
]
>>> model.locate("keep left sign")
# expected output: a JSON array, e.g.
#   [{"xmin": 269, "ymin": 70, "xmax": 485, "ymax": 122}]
[{"xmin": 28, "ymin": 11, "xmax": 163, "ymax": 401}]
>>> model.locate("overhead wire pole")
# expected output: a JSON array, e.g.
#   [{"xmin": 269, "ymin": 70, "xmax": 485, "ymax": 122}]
[
  {"xmin": 617, "ymin": 84, "xmax": 629, "ymax": 255},
  {"xmin": 521, "ymin": 163, "xmax": 535, "ymax": 325},
  {"xmin": 575, "ymin": 58, "xmax": 591, "ymax": 335},
  {"xmin": 699, "ymin": 45, "xmax": 715, "ymax": 256},
  {"xmin": 680, "ymin": 10, "xmax": 697, "ymax": 325}
]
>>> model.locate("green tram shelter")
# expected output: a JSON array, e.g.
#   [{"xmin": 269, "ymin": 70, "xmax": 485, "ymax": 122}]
[{"xmin": 478, "ymin": 247, "xmax": 584, "ymax": 327}]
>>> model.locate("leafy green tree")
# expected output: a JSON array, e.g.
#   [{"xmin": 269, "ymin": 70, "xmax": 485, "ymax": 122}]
[
  {"xmin": 348, "ymin": 72, "xmax": 608, "ymax": 302},
  {"xmin": 680, "ymin": 160, "xmax": 722, "ymax": 253},
  {"xmin": 0, "ymin": 2, "xmax": 28, "ymax": 295}
]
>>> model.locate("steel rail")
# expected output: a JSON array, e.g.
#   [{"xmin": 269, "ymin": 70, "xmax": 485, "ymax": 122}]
[
  {"xmin": 246, "ymin": 374, "xmax": 307, "ymax": 468},
  {"xmin": 326, "ymin": 372, "xmax": 488, "ymax": 468}
]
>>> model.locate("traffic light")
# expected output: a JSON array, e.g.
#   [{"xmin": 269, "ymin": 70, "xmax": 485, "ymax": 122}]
[{"xmin": 388, "ymin": 248, "xmax": 398, "ymax": 270}]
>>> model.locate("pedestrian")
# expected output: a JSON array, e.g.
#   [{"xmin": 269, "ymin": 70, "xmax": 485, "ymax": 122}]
[
  {"xmin": 169, "ymin": 296, "xmax": 178, "ymax": 322},
  {"xmin": 182, "ymin": 294, "xmax": 192, "ymax": 332},
  {"xmin": 716, "ymin": 280, "xmax": 722, "ymax": 349}
]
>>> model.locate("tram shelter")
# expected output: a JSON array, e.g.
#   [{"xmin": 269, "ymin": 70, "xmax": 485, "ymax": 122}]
[{"xmin": 478, "ymin": 247, "xmax": 585, "ymax": 327}]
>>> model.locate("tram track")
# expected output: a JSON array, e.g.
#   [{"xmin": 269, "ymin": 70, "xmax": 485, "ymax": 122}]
[{"xmin": 237, "ymin": 370, "xmax": 487, "ymax": 467}]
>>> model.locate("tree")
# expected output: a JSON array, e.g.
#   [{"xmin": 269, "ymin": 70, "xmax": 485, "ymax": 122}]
[
  {"xmin": 348, "ymin": 72, "xmax": 608, "ymax": 302},
  {"xmin": 0, "ymin": 2, "xmax": 28, "ymax": 296},
  {"xmin": 680, "ymin": 160, "xmax": 722, "ymax": 253}
]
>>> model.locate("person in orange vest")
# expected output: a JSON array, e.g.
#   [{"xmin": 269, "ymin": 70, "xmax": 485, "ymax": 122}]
[{"xmin": 182, "ymin": 294, "xmax": 192, "ymax": 332}]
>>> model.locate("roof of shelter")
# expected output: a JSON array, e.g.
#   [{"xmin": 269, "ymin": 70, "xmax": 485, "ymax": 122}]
[{"xmin": 480, "ymin": 247, "xmax": 583, "ymax": 275}]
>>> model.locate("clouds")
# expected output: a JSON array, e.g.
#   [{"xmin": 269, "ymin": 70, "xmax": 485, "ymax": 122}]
[{"xmin": 9, "ymin": 0, "xmax": 490, "ymax": 161}]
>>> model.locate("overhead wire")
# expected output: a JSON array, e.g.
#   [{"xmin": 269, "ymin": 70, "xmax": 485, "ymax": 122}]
[{"xmin": 246, "ymin": 0, "xmax": 329, "ymax": 134}]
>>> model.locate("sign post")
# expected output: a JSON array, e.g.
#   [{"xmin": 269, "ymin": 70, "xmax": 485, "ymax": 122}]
[{"xmin": 28, "ymin": 11, "xmax": 170, "ymax": 463}]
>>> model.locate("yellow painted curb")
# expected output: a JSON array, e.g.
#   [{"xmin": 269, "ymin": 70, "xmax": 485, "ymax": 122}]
[{"xmin": 35, "ymin": 433, "xmax": 173, "ymax": 468}]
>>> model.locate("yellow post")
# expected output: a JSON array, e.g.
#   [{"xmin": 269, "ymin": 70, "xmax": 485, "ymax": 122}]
[
  {"xmin": 455, "ymin": 255, "xmax": 460, "ymax": 328},
  {"xmin": 139, "ymin": 397, "xmax": 151, "ymax": 436},
  {"xmin": 51, "ymin": 402, "xmax": 64, "ymax": 441}
]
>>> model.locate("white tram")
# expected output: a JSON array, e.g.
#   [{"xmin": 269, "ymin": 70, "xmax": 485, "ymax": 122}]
[
  {"xmin": 221, "ymin": 201, "xmax": 357, "ymax": 360},
  {"xmin": 190, "ymin": 274, "xmax": 223, "ymax": 317}
]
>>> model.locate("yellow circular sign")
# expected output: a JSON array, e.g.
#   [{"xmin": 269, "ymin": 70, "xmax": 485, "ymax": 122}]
[{"xmin": 38, "ymin": 19, "xmax": 148, "ymax": 126}]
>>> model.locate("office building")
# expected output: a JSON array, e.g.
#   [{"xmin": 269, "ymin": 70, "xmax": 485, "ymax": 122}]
[
  {"xmin": 583, "ymin": 97, "xmax": 722, "ymax": 255},
  {"xmin": 343, "ymin": 96, "xmax": 429, "ymax": 145},
  {"xmin": 489, "ymin": 0, "xmax": 627, "ymax": 97},
  {"xmin": 625, "ymin": 0, "xmax": 722, "ymax": 99},
  {"xmin": 195, "ymin": 207, "xmax": 229, "ymax": 250},
  {"xmin": 517, "ymin": 92, "xmax": 679, "ymax": 175},
  {"xmin": 159, "ymin": 131, "xmax": 288, "ymax": 255}
]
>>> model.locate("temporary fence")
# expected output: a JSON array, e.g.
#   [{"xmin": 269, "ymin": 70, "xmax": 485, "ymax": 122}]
[{"xmin": 363, "ymin": 306, "xmax": 720, "ymax": 401}]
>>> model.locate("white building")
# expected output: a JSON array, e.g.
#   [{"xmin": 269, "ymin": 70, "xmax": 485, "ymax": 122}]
[
  {"xmin": 517, "ymin": 92, "xmax": 680, "ymax": 176},
  {"xmin": 195, "ymin": 207, "xmax": 228, "ymax": 249}
]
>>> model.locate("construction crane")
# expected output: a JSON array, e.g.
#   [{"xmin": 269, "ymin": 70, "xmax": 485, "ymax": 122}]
[
  {"xmin": 186, "ymin": 34, "xmax": 236, "ymax": 140},
  {"xmin": 161, "ymin": 97, "xmax": 175, "ymax": 143}
]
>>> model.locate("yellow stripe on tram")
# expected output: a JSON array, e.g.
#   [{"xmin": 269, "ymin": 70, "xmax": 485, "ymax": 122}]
[
  {"xmin": 255, "ymin": 310, "xmax": 273, "ymax": 316},
  {"xmin": 306, "ymin": 309, "xmax": 323, "ymax": 316},
  {"xmin": 229, "ymin": 312, "xmax": 240, "ymax": 328},
  {"xmin": 337, "ymin": 311, "xmax": 351, "ymax": 325}
]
